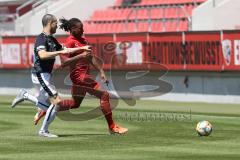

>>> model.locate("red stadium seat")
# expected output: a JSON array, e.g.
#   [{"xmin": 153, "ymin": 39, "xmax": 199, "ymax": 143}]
[
  {"xmin": 151, "ymin": 8, "xmax": 163, "ymax": 19},
  {"xmin": 112, "ymin": 8, "xmax": 121, "ymax": 20},
  {"xmin": 179, "ymin": 20, "xmax": 188, "ymax": 31},
  {"xmin": 125, "ymin": 22, "xmax": 135, "ymax": 32},
  {"xmin": 137, "ymin": 8, "xmax": 148, "ymax": 19},
  {"xmin": 91, "ymin": 11, "xmax": 100, "ymax": 21},
  {"xmin": 152, "ymin": 21, "xmax": 162, "ymax": 32},
  {"xmin": 104, "ymin": 9, "xmax": 113, "ymax": 21},
  {"xmin": 168, "ymin": 7, "xmax": 176, "ymax": 18},
  {"xmin": 115, "ymin": 22, "xmax": 124, "ymax": 32},
  {"xmin": 138, "ymin": 22, "xmax": 149, "ymax": 32}
]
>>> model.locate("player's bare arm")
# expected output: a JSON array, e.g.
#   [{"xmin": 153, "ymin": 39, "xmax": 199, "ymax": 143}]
[
  {"xmin": 38, "ymin": 46, "xmax": 91, "ymax": 60},
  {"xmin": 67, "ymin": 45, "xmax": 92, "ymax": 53},
  {"xmin": 38, "ymin": 48, "xmax": 69, "ymax": 59},
  {"xmin": 91, "ymin": 55, "xmax": 108, "ymax": 83},
  {"xmin": 61, "ymin": 51, "xmax": 92, "ymax": 68}
]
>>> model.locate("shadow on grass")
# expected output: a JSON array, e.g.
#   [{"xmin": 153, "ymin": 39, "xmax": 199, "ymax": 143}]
[{"xmin": 58, "ymin": 133, "xmax": 108, "ymax": 137}]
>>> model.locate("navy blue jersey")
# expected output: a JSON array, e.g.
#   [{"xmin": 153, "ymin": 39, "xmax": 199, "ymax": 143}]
[{"xmin": 32, "ymin": 33, "xmax": 63, "ymax": 73}]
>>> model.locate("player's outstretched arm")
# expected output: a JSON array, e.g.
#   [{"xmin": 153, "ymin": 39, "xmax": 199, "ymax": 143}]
[
  {"xmin": 67, "ymin": 45, "xmax": 92, "ymax": 53},
  {"xmin": 38, "ymin": 46, "xmax": 91, "ymax": 60},
  {"xmin": 61, "ymin": 51, "xmax": 92, "ymax": 68},
  {"xmin": 38, "ymin": 48, "xmax": 70, "ymax": 59}
]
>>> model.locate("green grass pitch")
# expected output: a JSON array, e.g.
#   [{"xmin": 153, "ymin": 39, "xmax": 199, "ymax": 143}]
[{"xmin": 0, "ymin": 96, "xmax": 240, "ymax": 160}]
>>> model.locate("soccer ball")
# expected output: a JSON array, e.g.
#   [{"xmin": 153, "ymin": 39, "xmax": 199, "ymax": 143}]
[{"xmin": 196, "ymin": 120, "xmax": 212, "ymax": 136}]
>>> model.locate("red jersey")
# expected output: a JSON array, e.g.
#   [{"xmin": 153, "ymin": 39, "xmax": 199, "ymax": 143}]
[{"xmin": 61, "ymin": 35, "xmax": 91, "ymax": 84}]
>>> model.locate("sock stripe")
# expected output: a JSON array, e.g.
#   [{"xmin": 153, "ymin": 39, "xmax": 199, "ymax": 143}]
[
  {"xmin": 47, "ymin": 105, "xmax": 55, "ymax": 122},
  {"xmin": 38, "ymin": 102, "xmax": 50, "ymax": 108}
]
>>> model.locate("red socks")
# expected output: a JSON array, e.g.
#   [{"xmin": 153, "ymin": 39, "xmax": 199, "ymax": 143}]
[{"xmin": 100, "ymin": 92, "xmax": 115, "ymax": 128}]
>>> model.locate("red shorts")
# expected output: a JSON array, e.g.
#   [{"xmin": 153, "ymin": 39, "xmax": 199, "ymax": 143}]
[{"xmin": 71, "ymin": 73, "xmax": 101, "ymax": 98}]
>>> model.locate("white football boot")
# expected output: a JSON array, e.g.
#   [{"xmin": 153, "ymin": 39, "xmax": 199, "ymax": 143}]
[
  {"xmin": 11, "ymin": 89, "xmax": 28, "ymax": 108},
  {"xmin": 38, "ymin": 130, "xmax": 58, "ymax": 138}
]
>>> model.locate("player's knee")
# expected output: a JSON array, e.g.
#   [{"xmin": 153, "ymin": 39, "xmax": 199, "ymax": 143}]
[{"xmin": 102, "ymin": 91, "xmax": 110, "ymax": 101}]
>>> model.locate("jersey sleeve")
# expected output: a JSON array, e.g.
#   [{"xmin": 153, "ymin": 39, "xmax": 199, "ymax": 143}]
[
  {"xmin": 64, "ymin": 39, "xmax": 75, "ymax": 48},
  {"xmin": 50, "ymin": 37, "xmax": 63, "ymax": 51},
  {"xmin": 35, "ymin": 35, "xmax": 47, "ymax": 52}
]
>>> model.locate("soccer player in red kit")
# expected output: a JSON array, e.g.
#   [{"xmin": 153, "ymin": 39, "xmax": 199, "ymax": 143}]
[
  {"xmin": 60, "ymin": 18, "xmax": 128, "ymax": 134},
  {"xmin": 35, "ymin": 17, "xmax": 128, "ymax": 134}
]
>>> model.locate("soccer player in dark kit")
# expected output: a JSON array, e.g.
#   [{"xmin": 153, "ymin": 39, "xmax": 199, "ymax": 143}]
[{"xmin": 11, "ymin": 14, "xmax": 91, "ymax": 137}]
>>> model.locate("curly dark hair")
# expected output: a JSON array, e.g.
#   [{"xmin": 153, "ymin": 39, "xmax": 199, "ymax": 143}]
[{"xmin": 59, "ymin": 17, "xmax": 83, "ymax": 32}]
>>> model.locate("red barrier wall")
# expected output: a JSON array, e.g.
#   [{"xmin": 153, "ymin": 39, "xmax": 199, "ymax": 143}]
[{"xmin": 0, "ymin": 31, "xmax": 240, "ymax": 71}]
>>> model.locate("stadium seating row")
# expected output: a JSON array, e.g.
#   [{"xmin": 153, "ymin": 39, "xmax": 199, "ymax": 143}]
[
  {"xmin": 91, "ymin": 5, "xmax": 194, "ymax": 21},
  {"xmin": 84, "ymin": 0, "xmax": 206, "ymax": 33},
  {"xmin": 83, "ymin": 20, "xmax": 188, "ymax": 33}
]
